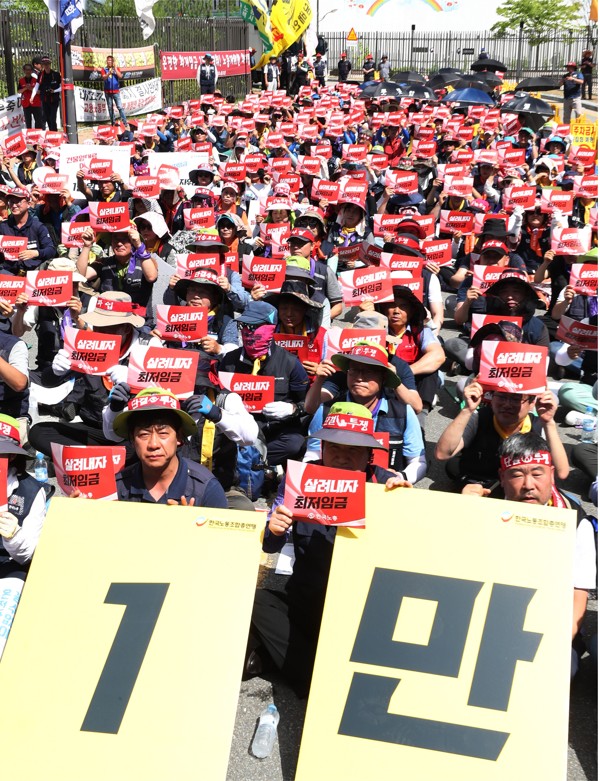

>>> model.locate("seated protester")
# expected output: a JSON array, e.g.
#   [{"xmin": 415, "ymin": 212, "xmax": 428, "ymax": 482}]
[
  {"xmin": 216, "ymin": 212, "xmax": 252, "ymax": 256},
  {"xmin": 264, "ymin": 268, "xmax": 326, "ymax": 382},
  {"xmin": 189, "ymin": 164, "xmax": 217, "ymax": 193},
  {"xmin": 166, "ymin": 268, "xmax": 238, "ymax": 358},
  {"xmin": 28, "ymin": 291, "xmax": 160, "ymax": 459},
  {"xmin": 219, "ymin": 301, "xmax": 310, "ymax": 467},
  {"xmin": 323, "ymin": 195, "xmax": 370, "ymax": 273},
  {"xmin": 75, "ymin": 170, "xmax": 128, "ymax": 203},
  {"xmin": 85, "ymin": 225, "xmax": 158, "ymax": 309},
  {"xmin": 10, "ymin": 258, "xmax": 90, "ymax": 374},
  {"xmin": 133, "ymin": 212, "xmax": 177, "ymax": 268},
  {"xmin": 214, "ymin": 213, "xmax": 253, "ymax": 312},
  {"xmin": 376, "ymin": 285, "xmax": 444, "ymax": 413},
  {"xmin": 304, "ymin": 342, "xmax": 427, "ymax": 482},
  {"xmin": 245, "ymin": 402, "xmax": 409, "ymax": 696},
  {"xmin": 0, "ymin": 319, "xmax": 30, "ymax": 430},
  {"xmin": 34, "ymin": 187, "xmax": 80, "ymax": 248},
  {"xmin": 0, "ymin": 188, "xmax": 56, "ymax": 275},
  {"xmin": 105, "ymin": 388, "xmax": 227, "ymax": 508},
  {"xmin": 214, "ymin": 182, "xmax": 249, "ymax": 229},
  {"xmin": 0, "ymin": 186, "xmax": 9, "ymax": 220},
  {"xmin": 0, "ymin": 415, "xmax": 47, "ymax": 657},
  {"xmin": 534, "ymin": 247, "xmax": 591, "ymax": 315},
  {"xmin": 516, "ymin": 202, "xmax": 552, "ymax": 274},
  {"xmin": 252, "ymin": 198, "xmax": 295, "ymax": 253},
  {"xmin": 4, "ymin": 146, "xmax": 38, "ymax": 188},
  {"xmin": 569, "ymin": 192, "xmax": 597, "ymax": 230},
  {"xmin": 555, "ymin": 336, "xmax": 598, "ymax": 424},
  {"xmin": 159, "ymin": 187, "xmax": 190, "ymax": 235},
  {"xmin": 434, "ymin": 380, "xmax": 569, "ymax": 489},
  {"xmin": 463, "ymin": 432, "xmax": 596, "ymax": 680}
]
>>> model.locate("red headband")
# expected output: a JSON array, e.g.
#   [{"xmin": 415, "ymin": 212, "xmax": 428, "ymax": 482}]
[
  {"xmin": 128, "ymin": 393, "xmax": 179, "ymax": 412},
  {"xmin": 0, "ymin": 420, "xmax": 21, "ymax": 445},
  {"xmin": 96, "ymin": 298, "xmax": 145, "ymax": 315},
  {"xmin": 322, "ymin": 413, "xmax": 374, "ymax": 436},
  {"xmin": 500, "ymin": 451, "xmax": 552, "ymax": 471}
]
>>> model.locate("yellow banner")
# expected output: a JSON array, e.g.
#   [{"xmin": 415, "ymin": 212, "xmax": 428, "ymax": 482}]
[
  {"xmin": 256, "ymin": 0, "xmax": 313, "ymax": 69},
  {"xmin": 0, "ymin": 498, "xmax": 262, "ymax": 781},
  {"xmin": 570, "ymin": 119, "xmax": 598, "ymax": 150},
  {"xmin": 297, "ymin": 486, "xmax": 575, "ymax": 781}
]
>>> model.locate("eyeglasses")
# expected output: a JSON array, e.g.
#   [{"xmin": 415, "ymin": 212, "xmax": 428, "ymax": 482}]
[
  {"xmin": 238, "ymin": 322, "xmax": 263, "ymax": 333},
  {"xmin": 492, "ymin": 392, "xmax": 533, "ymax": 407},
  {"xmin": 297, "ymin": 218, "xmax": 320, "ymax": 229}
]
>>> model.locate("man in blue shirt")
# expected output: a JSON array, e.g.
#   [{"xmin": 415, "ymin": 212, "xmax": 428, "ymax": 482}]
[{"xmin": 561, "ymin": 61, "xmax": 584, "ymax": 123}]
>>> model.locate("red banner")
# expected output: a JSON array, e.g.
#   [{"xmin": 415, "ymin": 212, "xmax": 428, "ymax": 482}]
[
  {"xmin": 385, "ymin": 171, "xmax": 419, "ymax": 195},
  {"xmin": 0, "ymin": 277, "xmax": 26, "ymax": 304},
  {"xmin": 379, "ymin": 253, "xmax": 424, "ymax": 275},
  {"xmin": 478, "ymin": 342, "xmax": 548, "ymax": 394},
  {"xmin": 283, "ymin": 460, "xmax": 366, "ymax": 528},
  {"xmin": 0, "ymin": 236, "xmax": 28, "ymax": 261},
  {"xmin": 3, "ymin": 132, "xmax": 27, "ymax": 157},
  {"xmin": 339, "ymin": 267, "xmax": 394, "ymax": 306},
  {"xmin": 85, "ymin": 159, "xmax": 114, "ymax": 181},
  {"xmin": 175, "ymin": 252, "xmax": 222, "ymax": 279},
  {"xmin": 444, "ymin": 176, "xmax": 474, "ymax": 198},
  {"xmin": 422, "ymin": 238, "xmax": 453, "ymax": 267},
  {"xmin": 155, "ymin": 305, "xmax": 208, "ymax": 343},
  {"xmin": 372, "ymin": 214, "xmax": 404, "ymax": 238},
  {"xmin": 88, "ymin": 202, "xmax": 130, "ymax": 233},
  {"xmin": 540, "ymin": 188, "xmax": 573, "ymax": 214},
  {"xmin": 470, "ymin": 313, "xmax": 523, "ymax": 338},
  {"xmin": 551, "ymin": 227, "xmax": 592, "ymax": 256},
  {"xmin": 183, "ymin": 208, "xmax": 215, "ymax": 230},
  {"xmin": 51, "ymin": 444, "xmax": 125, "ymax": 500},
  {"xmin": 218, "ymin": 372, "xmax": 275, "ymax": 413},
  {"xmin": 573, "ymin": 175, "xmax": 598, "ymax": 199},
  {"xmin": 159, "ymin": 50, "xmax": 251, "ymax": 80},
  {"xmin": 440, "ymin": 210, "xmax": 475, "ymax": 235},
  {"xmin": 63, "ymin": 327, "xmax": 122, "ymax": 375},
  {"xmin": 569, "ymin": 263, "xmax": 598, "ymax": 297},
  {"xmin": 25, "ymin": 270, "xmax": 72, "ymax": 306},
  {"xmin": 473, "ymin": 264, "xmax": 506, "ymax": 292},
  {"xmin": 273, "ymin": 334, "xmax": 310, "ymax": 362},
  {"xmin": 127, "ymin": 345, "xmax": 199, "ymax": 398},
  {"xmin": 556, "ymin": 316, "xmax": 598, "ymax": 350},
  {"xmin": 241, "ymin": 257, "xmax": 285, "ymax": 291},
  {"xmin": 61, "ymin": 221, "xmax": 91, "ymax": 249},
  {"xmin": 130, "ymin": 176, "xmax": 161, "ymax": 199},
  {"xmin": 502, "ymin": 184, "xmax": 536, "ymax": 212},
  {"xmin": 311, "ymin": 179, "xmax": 340, "ymax": 203}
]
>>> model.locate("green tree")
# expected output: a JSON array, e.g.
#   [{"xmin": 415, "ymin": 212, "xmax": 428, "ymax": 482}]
[{"xmin": 491, "ymin": 0, "xmax": 584, "ymax": 44}]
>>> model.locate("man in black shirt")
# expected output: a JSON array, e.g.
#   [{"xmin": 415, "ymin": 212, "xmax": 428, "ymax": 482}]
[{"xmin": 38, "ymin": 56, "xmax": 61, "ymax": 132}]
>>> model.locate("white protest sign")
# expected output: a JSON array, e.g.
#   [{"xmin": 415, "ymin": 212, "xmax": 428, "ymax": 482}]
[
  {"xmin": 58, "ymin": 144, "xmax": 131, "ymax": 199},
  {"xmin": 74, "ymin": 78, "xmax": 162, "ymax": 123},
  {"xmin": 148, "ymin": 151, "xmax": 211, "ymax": 197},
  {"xmin": 0, "ymin": 94, "xmax": 25, "ymax": 143}
]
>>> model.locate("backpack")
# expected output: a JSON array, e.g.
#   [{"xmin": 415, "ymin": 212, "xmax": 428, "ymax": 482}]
[{"xmin": 234, "ymin": 437, "xmax": 268, "ymax": 501}]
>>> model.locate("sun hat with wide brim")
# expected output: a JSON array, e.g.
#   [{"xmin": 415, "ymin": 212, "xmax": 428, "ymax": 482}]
[
  {"xmin": 46, "ymin": 257, "xmax": 87, "ymax": 283},
  {"xmin": 313, "ymin": 401, "xmax": 388, "ymax": 450},
  {"xmin": 265, "ymin": 277, "xmax": 324, "ymax": 309},
  {"xmin": 377, "ymin": 284, "xmax": 427, "ymax": 326},
  {"xmin": 485, "ymin": 272, "xmax": 538, "ymax": 305},
  {"xmin": 331, "ymin": 341, "xmax": 400, "ymax": 389},
  {"xmin": 469, "ymin": 319, "xmax": 524, "ymax": 348},
  {"xmin": 113, "ymin": 388, "xmax": 197, "ymax": 439},
  {"xmin": 80, "ymin": 291, "xmax": 145, "ymax": 329},
  {"xmin": 185, "ymin": 227, "xmax": 229, "ymax": 253},
  {"xmin": 134, "ymin": 211, "xmax": 171, "ymax": 239},
  {"xmin": 174, "ymin": 267, "xmax": 222, "ymax": 300},
  {"xmin": 0, "ymin": 414, "xmax": 28, "ymax": 456}
]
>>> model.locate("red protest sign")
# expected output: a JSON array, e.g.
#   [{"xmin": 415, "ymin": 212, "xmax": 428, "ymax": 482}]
[
  {"xmin": 422, "ymin": 238, "xmax": 453, "ymax": 267},
  {"xmin": 412, "ymin": 214, "xmax": 436, "ymax": 238},
  {"xmin": 0, "ymin": 236, "xmax": 28, "ymax": 261},
  {"xmin": 273, "ymin": 334, "xmax": 310, "ymax": 361},
  {"xmin": 155, "ymin": 305, "xmax": 208, "ymax": 343},
  {"xmin": 478, "ymin": 342, "xmax": 548, "ymax": 394},
  {"xmin": 157, "ymin": 164, "xmax": 181, "ymax": 190},
  {"xmin": 372, "ymin": 214, "xmax": 403, "ymax": 237},
  {"xmin": 473, "ymin": 264, "xmax": 506, "ymax": 292},
  {"xmin": 175, "ymin": 252, "xmax": 222, "ymax": 279},
  {"xmin": 218, "ymin": 372, "xmax": 275, "ymax": 413},
  {"xmin": 61, "ymin": 220, "xmax": 91, "ymax": 249},
  {"xmin": 175, "ymin": 136, "xmax": 192, "ymax": 152},
  {"xmin": 569, "ymin": 264, "xmax": 598, "ymax": 297},
  {"xmin": 342, "ymin": 144, "xmax": 369, "ymax": 162},
  {"xmin": 412, "ymin": 140, "xmax": 437, "ymax": 158},
  {"xmin": 440, "ymin": 210, "xmax": 475, "ymax": 235},
  {"xmin": 390, "ymin": 273, "xmax": 423, "ymax": 301},
  {"xmin": 297, "ymin": 156, "xmax": 322, "ymax": 176},
  {"xmin": 339, "ymin": 267, "xmax": 394, "ymax": 306},
  {"xmin": 25, "ymin": 270, "xmax": 72, "ymax": 306},
  {"xmin": 283, "ymin": 460, "xmax": 366, "ymax": 528},
  {"xmin": 38, "ymin": 173, "xmax": 69, "ymax": 194},
  {"xmin": 130, "ymin": 176, "xmax": 160, "ymax": 199},
  {"xmin": 451, "ymin": 148, "xmax": 474, "ymax": 164},
  {"xmin": 278, "ymin": 173, "xmax": 302, "ymax": 194},
  {"xmin": 85, "ymin": 159, "xmax": 114, "ymax": 181},
  {"xmin": 470, "ymin": 313, "xmax": 523, "ymax": 339},
  {"xmin": 241, "ymin": 257, "xmax": 285, "ymax": 291},
  {"xmin": 445, "ymin": 176, "xmax": 474, "ymax": 198},
  {"xmin": 338, "ymin": 329, "xmax": 387, "ymax": 352},
  {"xmin": 340, "ymin": 182, "xmax": 368, "ymax": 206},
  {"xmin": 568, "ymin": 145, "xmax": 596, "ymax": 168},
  {"xmin": 224, "ymin": 162, "xmax": 246, "ymax": 182},
  {"xmin": 63, "ymin": 327, "xmax": 122, "ymax": 375},
  {"xmin": 88, "ymin": 202, "xmax": 130, "ymax": 233},
  {"xmin": 386, "ymin": 170, "xmax": 419, "ymax": 195},
  {"xmin": 51, "ymin": 444, "xmax": 125, "ymax": 500},
  {"xmin": 379, "ymin": 253, "xmax": 424, "ymax": 275},
  {"xmin": 556, "ymin": 316, "xmax": 598, "ymax": 351},
  {"xmin": 4, "ymin": 132, "xmax": 27, "ymax": 157},
  {"xmin": 0, "ymin": 276, "xmax": 26, "ymax": 304},
  {"xmin": 183, "ymin": 207, "xmax": 215, "ymax": 230},
  {"xmin": 311, "ymin": 179, "xmax": 339, "ymax": 203},
  {"xmin": 500, "ymin": 148, "xmax": 526, "ymax": 167},
  {"xmin": 551, "ymin": 227, "xmax": 592, "ymax": 256},
  {"xmin": 127, "ymin": 345, "xmax": 199, "ymax": 398},
  {"xmin": 540, "ymin": 188, "xmax": 573, "ymax": 214},
  {"xmin": 370, "ymin": 431, "xmax": 390, "ymax": 469},
  {"xmin": 573, "ymin": 175, "xmax": 598, "ymax": 199},
  {"xmin": 502, "ymin": 184, "xmax": 536, "ymax": 212}
]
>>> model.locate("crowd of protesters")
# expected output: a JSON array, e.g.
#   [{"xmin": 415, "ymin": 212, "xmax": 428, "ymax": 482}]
[{"xmin": 0, "ymin": 47, "xmax": 596, "ymax": 692}]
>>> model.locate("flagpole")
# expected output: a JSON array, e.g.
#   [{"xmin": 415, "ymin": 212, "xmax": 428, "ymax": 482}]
[{"xmin": 59, "ymin": 34, "xmax": 79, "ymax": 143}]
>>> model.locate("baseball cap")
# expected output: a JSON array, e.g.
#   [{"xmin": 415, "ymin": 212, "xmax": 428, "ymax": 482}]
[
  {"xmin": 288, "ymin": 228, "xmax": 314, "ymax": 244},
  {"xmin": 237, "ymin": 301, "xmax": 278, "ymax": 326},
  {"xmin": 480, "ymin": 239, "xmax": 509, "ymax": 254}
]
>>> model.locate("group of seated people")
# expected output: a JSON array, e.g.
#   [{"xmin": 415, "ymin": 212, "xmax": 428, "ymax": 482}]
[{"xmin": 0, "ymin": 75, "xmax": 596, "ymax": 694}]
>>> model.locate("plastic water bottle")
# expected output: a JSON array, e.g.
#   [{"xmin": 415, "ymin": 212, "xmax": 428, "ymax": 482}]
[
  {"xmin": 34, "ymin": 452, "xmax": 48, "ymax": 483},
  {"xmin": 251, "ymin": 704, "xmax": 279, "ymax": 759},
  {"xmin": 581, "ymin": 407, "xmax": 597, "ymax": 444}
]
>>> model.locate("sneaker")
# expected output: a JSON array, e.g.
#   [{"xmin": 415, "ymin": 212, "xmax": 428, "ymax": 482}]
[{"xmin": 565, "ymin": 410, "xmax": 584, "ymax": 427}]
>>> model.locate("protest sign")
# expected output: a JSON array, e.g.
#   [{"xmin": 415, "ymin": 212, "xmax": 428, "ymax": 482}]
[
  {"xmin": 63, "ymin": 327, "xmax": 122, "ymax": 376},
  {"xmin": 556, "ymin": 316, "xmax": 598, "ymax": 351},
  {"xmin": 58, "ymin": 145, "xmax": 130, "ymax": 198},
  {"xmin": 573, "ymin": 175, "xmax": 597, "ymax": 199},
  {"xmin": 0, "ymin": 276, "xmax": 26, "ymax": 304},
  {"xmin": 0, "ymin": 236, "xmax": 28, "ymax": 261},
  {"xmin": 0, "ymin": 94, "xmax": 25, "ymax": 143},
  {"xmin": 61, "ymin": 221, "xmax": 91, "ymax": 249},
  {"xmin": 241, "ymin": 257, "xmax": 285, "ymax": 291},
  {"xmin": 296, "ymin": 486, "xmax": 574, "ymax": 781},
  {"xmin": 444, "ymin": 176, "xmax": 474, "ymax": 198},
  {"xmin": 25, "ymin": 271, "xmax": 72, "ymax": 307},
  {"xmin": 478, "ymin": 342, "xmax": 548, "ymax": 394},
  {"xmin": 284, "ymin": 460, "xmax": 366, "ymax": 527},
  {"xmin": 127, "ymin": 346, "xmax": 199, "ymax": 398},
  {"xmin": 129, "ymin": 176, "xmax": 161, "ymax": 199},
  {"xmin": 72, "ymin": 45, "xmax": 156, "ymax": 82},
  {"xmin": 338, "ymin": 329, "xmax": 387, "ymax": 352},
  {"xmin": 385, "ymin": 171, "xmax": 419, "ymax": 195},
  {"xmin": 440, "ymin": 211, "xmax": 475, "ymax": 235},
  {"xmin": 88, "ymin": 202, "xmax": 130, "ymax": 233},
  {"xmin": 37, "ymin": 172, "xmax": 70, "ymax": 195},
  {"xmin": 159, "ymin": 50, "xmax": 251, "ymax": 79},
  {"xmin": 551, "ymin": 227, "xmax": 593, "ymax": 256},
  {"xmin": 182, "ymin": 208, "xmax": 216, "ymax": 230},
  {"xmin": 0, "ymin": 498, "xmax": 262, "ymax": 781},
  {"xmin": 339, "ymin": 268, "xmax": 394, "ymax": 306},
  {"xmin": 569, "ymin": 263, "xmax": 597, "ymax": 297},
  {"xmin": 472, "ymin": 264, "xmax": 506, "ymax": 292},
  {"xmin": 173, "ymin": 255, "xmax": 221, "ymax": 283},
  {"xmin": 373, "ymin": 214, "xmax": 404, "ymax": 237},
  {"xmin": 422, "ymin": 238, "xmax": 453, "ymax": 267},
  {"xmin": 218, "ymin": 372, "xmax": 275, "ymax": 413},
  {"xmin": 147, "ymin": 152, "xmax": 213, "ymax": 198},
  {"xmin": 51, "ymin": 444, "xmax": 125, "ymax": 500},
  {"xmin": 311, "ymin": 179, "xmax": 340, "ymax": 203},
  {"xmin": 75, "ymin": 79, "xmax": 162, "ymax": 123},
  {"xmin": 502, "ymin": 184, "xmax": 536, "ymax": 212},
  {"xmin": 3, "ymin": 130, "xmax": 27, "ymax": 157},
  {"xmin": 155, "ymin": 305, "xmax": 208, "ymax": 343},
  {"xmin": 379, "ymin": 254, "xmax": 423, "ymax": 275},
  {"xmin": 273, "ymin": 334, "xmax": 310, "ymax": 361},
  {"xmin": 470, "ymin": 314, "xmax": 523, "ymax": 338},
  {"xmin": 540, "ymin": 189, "xmax": 573, "ymax": 215}
]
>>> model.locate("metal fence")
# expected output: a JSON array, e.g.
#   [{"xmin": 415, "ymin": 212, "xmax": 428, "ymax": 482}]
[
  {"xmin": 324, "ymin": 28, "xmax": 596, "ymax": 86},
  {"xmin": 0, "ymin": 11, "xmax": 250, "ymax": 105}
]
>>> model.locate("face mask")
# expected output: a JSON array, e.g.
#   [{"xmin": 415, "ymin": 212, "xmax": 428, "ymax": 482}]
[{"xmin": 241, "ymin": 324, "xmax": 276, "ymax": 358}]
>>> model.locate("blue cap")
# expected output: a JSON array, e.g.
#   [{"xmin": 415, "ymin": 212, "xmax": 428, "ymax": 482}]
[
  {"xmin": 204, "ymin": 52, "xmax": 213, "ymax": 59},
  {"xmin": 238, "ymin": 301, "xmax": 278, "ymax": 326},
  {"xmin": 547, "ymin": 135, "xmax": 567, "ymax": 147}
]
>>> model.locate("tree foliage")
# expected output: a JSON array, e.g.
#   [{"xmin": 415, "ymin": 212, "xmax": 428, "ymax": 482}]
[{"xmin": 492, "ymin": 0, "xmax": 584, "ymax": 44}]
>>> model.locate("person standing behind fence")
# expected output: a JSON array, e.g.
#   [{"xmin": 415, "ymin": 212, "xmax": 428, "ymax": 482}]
[
  {"xmin": 561, "ymin": 60, "xmax": 584, "ymax": 123},
  {"xmin": 18, "ymin": 64, "xmax": 43, "ymax": 130},
  {"xmin": 38, "ymin": 56, "xmax": 61, "ymax": 132},
  {"xmin": 581, "ymin": 50, "xmax": 594, "ymax": 101},
  {"xmin": 94, "ymin": 56, "xmax": 127, "ymax": 126},
  {"xmin": 314, "ymin": 53, "xmax": 326, "ymax": 87},
  {"xmin": 362, "ymin": 53, "xmax": 375, "ymax": 82},
  {"xmin": 378, "ymin": 54, "xmax": 390, "ymax": 81},
  {"xmin": 338, "ymin": 52, "xmax": 352, "ymax": 83},
  {"xmin": 264, "ymin": 55, "xmax": 280, "ymax": 92},
  {"xmin": 197, "ymin": 53, "xmax": 218, "ymax": 95}
]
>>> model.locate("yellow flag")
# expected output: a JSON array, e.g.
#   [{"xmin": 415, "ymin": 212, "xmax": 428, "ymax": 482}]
[
  {"xmin": 591, "ymin": 0, "xmax": 598, "ymax": 22},
  {"xmin": 256, "ymin": 0, "xmax": 313, "ymax": 69}
]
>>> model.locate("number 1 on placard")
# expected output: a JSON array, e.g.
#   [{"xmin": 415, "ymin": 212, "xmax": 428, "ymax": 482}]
[{"xmin": 81, "ymin": 583, "xmax": 170, "ymax": 735}]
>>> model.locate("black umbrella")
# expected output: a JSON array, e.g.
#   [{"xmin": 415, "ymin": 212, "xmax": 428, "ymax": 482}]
[
  {"xmin": 428, "ymin": 72, "xmax": 464, "ymax": 90},
  {"xmin": 471, "ymin": 58, "xmax": 507, "ymax": 73},
  {"xmin": 440, "ymin": 87, "xmax": 496, "ymax": 106},
  {"xmin": 398, "ymin": 83, "xmax": 437, "ymax": 100},
  {"xmin": 515, "ymin": 75, "xmax": 562, "ymax": 91},
  {"xmin": 358, "ymin": 81, "xmax": 404, "ymax": 99},
  {"xmin": 453, "ymin": 77, "xmax": 493, "ymax": 91},
  {"xmin": 500, "ymin": 93, "xmax": 554, "ymax": 117},
  {"xmin": 437, "ymin": 67, "xmax": 463, "ymax": 75},
  {"xmin": 394, "ymin": 70, "xmax": 427, "ymax": 84},
  {"xmin": 477, "ymin": 70, "xmax": 503, "ymax": 87}
]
